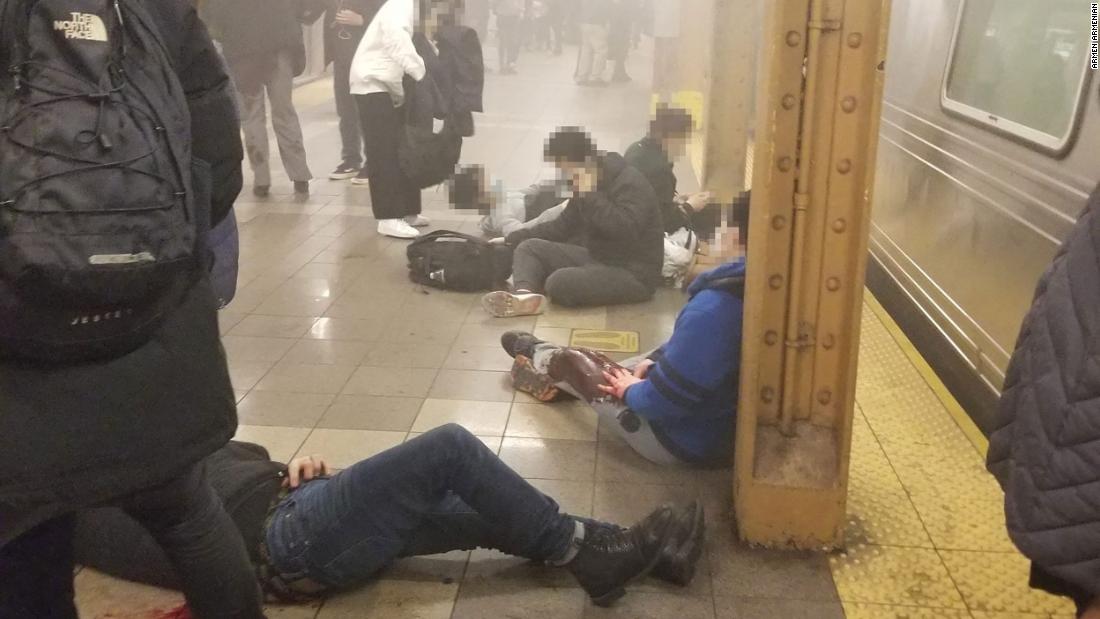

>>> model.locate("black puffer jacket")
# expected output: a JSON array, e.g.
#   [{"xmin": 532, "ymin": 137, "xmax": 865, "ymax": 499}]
[
  {"xmin": 624, "ymin": 136, "xmax": 688, "ymax": 233},
  {"xmin": 0, "ymin": 0, "xmax": 243, "ymax": 542},
  {"xmin": 987, "ymin": 182, "xmax": 1100, "ymax": 599},
  {"xmin": 506, "ymin": 153, "xmax": 664, "ymax": 288}
]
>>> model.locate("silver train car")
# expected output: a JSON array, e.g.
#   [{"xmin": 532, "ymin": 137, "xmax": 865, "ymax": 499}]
[{"xmin": 867, "ymin": 0, "xmax": 1099, "ymax": 430}]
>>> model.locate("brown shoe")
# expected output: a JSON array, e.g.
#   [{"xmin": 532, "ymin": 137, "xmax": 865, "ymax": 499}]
[
  {"xmin": 511, "ymin": 354, "xmax": 560, "ymax": 402},
  {"xmin": 548, "ymin": 348, "xmax": 626, "ymax": 403}
]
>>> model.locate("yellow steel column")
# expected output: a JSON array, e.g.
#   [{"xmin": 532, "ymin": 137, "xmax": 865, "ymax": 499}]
[{"xmin": 733, "ymin": 0, "xmax": 891, "ymax": 548}]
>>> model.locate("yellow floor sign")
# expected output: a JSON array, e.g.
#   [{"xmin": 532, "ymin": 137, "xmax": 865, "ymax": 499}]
[{"xmin": 569, "ymin": 329, "xmax": 640, "ymax": 354}]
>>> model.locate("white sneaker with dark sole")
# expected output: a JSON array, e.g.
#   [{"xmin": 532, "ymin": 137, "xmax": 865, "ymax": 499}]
[
  {"xmin": 378, "ymin": 218, "xmax": 421, "ymax": 239},
  {"xmin": 481, "ymin": 291, "xmax": 546, "ymax": 317}
]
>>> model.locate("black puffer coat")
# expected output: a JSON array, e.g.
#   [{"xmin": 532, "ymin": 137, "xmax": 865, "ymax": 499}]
[
  {"xmin": 506, "ymin": 152, "xmax": 664, "ymax": 289},
  {"xmin": 987, "ymin": 182, "xmax": 1100, "ymax": 599},
  {"xmin": 0, "ymin": 0, "xmax": 243, "ymax": 543}
]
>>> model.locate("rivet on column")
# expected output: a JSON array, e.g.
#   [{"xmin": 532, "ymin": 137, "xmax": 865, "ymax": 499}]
[
  {"xmin": 781, "ymin": 94, "xmax": 797, "ymax": 109},
  {"xmin": 786, "ymin": 31, "xmax": 802, "ymax": 47},
  {"xmin": 817, "ymin": 389, "xmax": 832, "ymax": 405},
  {"xmin": 836, "ymin": 159, "xmax": 852, "ymax": 174},
  {"xmin": 769, "ymin": 274, "xmax": 784, "ymax": 289},
  {"xmin": 822, "ymin": 334, "xmax": 836, "ymax": 349},
  {"xmin": 778, "ymin": 156, "xmax": 793, "ymax": 172},
  {"xmin": 764, "ymin": 330, "xmax": 779, "ymax": 345},
  {"xmin": 847, "ymin": 32, "xmax": 863, "ymax": 48},
  {"xmin": 771, "ymin": 215, "xmax": 787, "ymax": 230},
  {"xmin": 832, "ymin": 218, "xmax": 847, "ymax": 233},
  {"xmin": 826, "ymin": 277, "xmax": 841, "ymax": 291},
  {"xmin": 841, "ymin": 97, "xmax": 857, "ymax": 113},
  {"xmin": 761, "ymin": 386, "xmax": 775, "ymax": 403}
]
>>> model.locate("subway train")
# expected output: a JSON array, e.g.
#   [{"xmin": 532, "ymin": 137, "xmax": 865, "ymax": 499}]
[{"xmin": 866, "ymin": 0, "xmax": 1099, "ymax": 431}]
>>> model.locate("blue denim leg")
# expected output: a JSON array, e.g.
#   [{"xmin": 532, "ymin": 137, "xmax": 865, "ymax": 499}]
[{"xmin": 265, "ymin": 424, "xmax": 577, "ymax": 589}]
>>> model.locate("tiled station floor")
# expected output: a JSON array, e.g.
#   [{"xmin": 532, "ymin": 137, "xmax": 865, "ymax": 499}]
[{"xmin": 74, "ymin": 38, "xmax": 1075, "ymax": 619}]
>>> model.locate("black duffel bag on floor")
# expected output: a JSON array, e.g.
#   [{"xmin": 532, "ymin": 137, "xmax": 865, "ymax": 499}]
[{"xmin": 407, "ymin": 230, "xmax": 513, "ymax": 292}]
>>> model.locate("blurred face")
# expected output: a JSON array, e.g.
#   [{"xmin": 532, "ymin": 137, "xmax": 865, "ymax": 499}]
[
  {"xmin": 552, "ymin": 158, "xmax": 599, "ymax": 194},
  {"xmin": 662, "ymin": 132, "xmax": 691, "ymax": 160}
]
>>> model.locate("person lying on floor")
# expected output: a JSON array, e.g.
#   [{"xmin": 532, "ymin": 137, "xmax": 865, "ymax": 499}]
[
  {"xmin": 500, "ymin": 257, "xmax": 745, "ymax": 467},
  {"xmin": 72, "ymin": 424, "xmax": 706, "ymax": 608},
  {"xmin": 480, "ymin": 126, "xmax": 665, "ymax": 316},
  {"xmin": 447, "ymin": 164, "xmax": 572, "ymax": 238}
]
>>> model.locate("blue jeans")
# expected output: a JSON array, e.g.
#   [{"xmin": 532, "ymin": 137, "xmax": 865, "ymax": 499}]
[{"xmin": 265, "ymin": 424, "xmax": 577, "ymax": 589}]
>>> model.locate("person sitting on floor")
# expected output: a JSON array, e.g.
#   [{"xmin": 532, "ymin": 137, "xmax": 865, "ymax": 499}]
[
  {"xmin": 73, "ymin": 424, "xmax": 706, "ymax": 608},
  {"xmin": 480, "ymin": 127, "xmax": 664, "ymax": 316},
  {"xmin": 500, "ymin": 256, "xmax": 745, "ymax": 467},
  {"xmin": 624, "ymin": 104, "xmax": 716, "ymax": 237}
]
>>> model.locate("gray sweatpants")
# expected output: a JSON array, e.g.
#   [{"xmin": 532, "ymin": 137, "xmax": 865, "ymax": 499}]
[
  {"xmin": 530, "ymin": 345, "xmax": 681, "ymax": 465},
  {"xmin": 512, "ymin": 239, "xmax": 653, "ymax": 307},
  {"xmin": 228, "ymin": 50, "xmax": 312, "ymax": 187}
]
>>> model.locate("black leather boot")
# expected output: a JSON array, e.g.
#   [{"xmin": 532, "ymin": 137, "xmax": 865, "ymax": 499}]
[
  {"xmin": 566, "ymin": 505, "xmax": 676, "ymax": 606},
  {"xmin": 649, "ymin": 500, "xmax": 706, "ymax": 586}
]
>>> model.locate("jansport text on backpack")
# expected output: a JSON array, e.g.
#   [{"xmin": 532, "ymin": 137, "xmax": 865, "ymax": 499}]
[
  {"xmin": 0, "ymin": 0, "xmax": 204, "ymax": 362},
  {"xmin": 407, "ymin": 230, "xmax": 512, "ymax": 292}
]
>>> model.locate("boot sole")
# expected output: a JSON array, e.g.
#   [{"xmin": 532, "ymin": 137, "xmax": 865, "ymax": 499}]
[
  {"xmin": 482, "ymin": 291, "xmax": 545, "ymax": 318},
  {"xmin": 511, "ymin": 355, "xmax": 560, "ymax": 402},
  {"xmin": 589, "ymin": 512, "xmax": 681, "ymax": 607}
]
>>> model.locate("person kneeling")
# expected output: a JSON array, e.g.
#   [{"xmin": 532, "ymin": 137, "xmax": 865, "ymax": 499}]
[
  {"xmin": 73, "ymin": 424, "xmax": 705, "ymax": 608},
  {"xmin": 500, "ymin": 259, "xmax": 744, "ymax": 466},
  {"xmin": 481, "ymin": 126, "xmax": 664, "ymax": 317}
]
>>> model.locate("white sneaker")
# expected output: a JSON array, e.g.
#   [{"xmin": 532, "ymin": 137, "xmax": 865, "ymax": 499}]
[
  {"xmin": 377, "ymin": 218, "xmax": 421, "ymax": 239},
  {"xmin": 405, "ymin": 214, "xmax": 431, "ymax": 227},
  {"xmin": 481, "ymin": 291, "xmax": 547, "ymax": 317}
]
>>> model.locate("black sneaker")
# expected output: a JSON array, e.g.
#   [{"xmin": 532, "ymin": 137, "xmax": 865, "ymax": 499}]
[
  {"xmin": 253, "ymin": 185, "xmax": 269, "ymax": 198},
  {"xmin": 649, "ymin": 501, "xmax": 706, "ymax": 587},
  {"xmin": 500, "ymin": 330, "xmax": 544, "ymax": 359},
  {"xmin": 329, "ymin": 163, "xmax": 360, "ymax": 180},
  {"xmin": 566, "ymin": 506, "xmax": 676, "ymax": 606},
  {"xmin": 294, "ymin": 181, "xmax": 310, "ymax": 195}
]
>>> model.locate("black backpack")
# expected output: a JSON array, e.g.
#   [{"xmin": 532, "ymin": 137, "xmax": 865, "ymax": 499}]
[
  {"xmin": 73, "ymin": 441, "xmax": 286, "ymax": 589},
  {"xmin": 0, "ymin": 0, "xmax": 205, "ymax": 362},
  {"xmin": 407, "ymin": 230, "xmax": 512, "ymax": 292}
]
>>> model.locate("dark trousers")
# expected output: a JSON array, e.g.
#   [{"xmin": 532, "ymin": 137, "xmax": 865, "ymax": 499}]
[
  {"xmin": 356, "ymin": 92, "xmax": 422, "ymax": 221},
  {"xmin": 0, "ymin": 466, "xmax": 263, "ymax": 619},
  {"xmin": 264, "ymin": 425, "xmax": 577, "ymax": 589},
  {"xmin": 512, "ymin": 238, "xmax": 654, "ymax": 307},
  {"xmin": 497, "ymin": 15, "xmax": 522, "ymax": 68},
  {"xmin": 333, "ymin": 54, "xmax": 364, "ymax": 168}
]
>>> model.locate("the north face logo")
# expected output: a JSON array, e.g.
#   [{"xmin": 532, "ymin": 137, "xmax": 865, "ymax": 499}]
[{"xmin": 53, "ymin": 12, "xmax": 107, "ymax": 41}]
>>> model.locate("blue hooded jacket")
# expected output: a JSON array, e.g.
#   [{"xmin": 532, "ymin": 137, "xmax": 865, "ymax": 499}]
[{"xmin": 624, "ymin": 260, "xmax": 745, "ymax": 465}]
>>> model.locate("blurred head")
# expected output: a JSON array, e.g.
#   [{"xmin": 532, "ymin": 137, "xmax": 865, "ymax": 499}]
[
  {"xmin": 448, "ymin": 164, "xmax": 492, "ymax": 213},
  {"xmin": 418, "ymin": 0, "xmax": 461, "ymax": 34},
  {"xmin": 649, "ymin": 105, "xmax": 695, "ymax": 160},
  {"xmin": 544, "ymin": 126, "xmax": 600, "ymax": 188}
]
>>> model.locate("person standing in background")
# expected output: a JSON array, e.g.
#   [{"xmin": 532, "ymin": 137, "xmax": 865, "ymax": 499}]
[
  {"xmin": 206, "ymin": 0, "xmax": 314, "ymax": 198},
  {"xmin": 607, "ymin": 0, "xmax": 633, "ymax": 83},
  {"xmin": 302, "ymin": 0, "xmax": 385, "ymax": 184},
  {"xmin": 493, "ymin": 0, "xmax": 524, "ymax": 74},
  {"xmin": 350, "ymin": 0, "xmax": 428, "ymax": 239},
  {"xmin": 574, "ymin": 0, "xmax": 610, "ymax": 86}
]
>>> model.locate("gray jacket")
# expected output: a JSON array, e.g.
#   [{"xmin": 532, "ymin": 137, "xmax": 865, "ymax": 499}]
[{"xmin": 987, "ymin": 182, "xmax": 1100, "ymax": 597}]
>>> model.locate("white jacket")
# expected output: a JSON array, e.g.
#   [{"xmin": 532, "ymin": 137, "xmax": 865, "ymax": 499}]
[{"xmin": 349, "ymin": 0, "xmax": 426, "ymax": 103}]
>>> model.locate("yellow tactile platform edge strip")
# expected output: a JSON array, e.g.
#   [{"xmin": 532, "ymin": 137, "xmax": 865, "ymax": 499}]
[{"xmin": 862, "ymin": 290, "xmax": 989, "ymax": 457}]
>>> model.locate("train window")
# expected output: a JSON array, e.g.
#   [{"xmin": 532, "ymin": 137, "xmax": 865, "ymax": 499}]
[{"xmin": 942, "ymin": 0, "xmax": 1092, "ymax": 154}]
